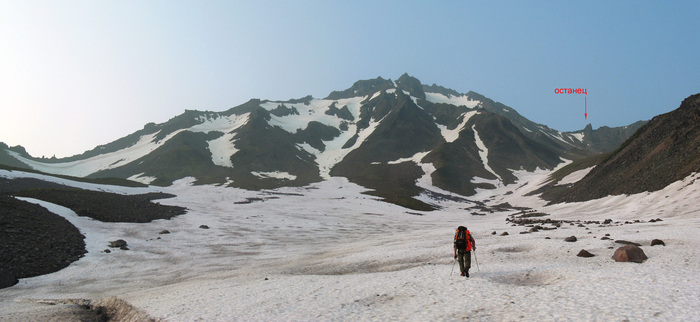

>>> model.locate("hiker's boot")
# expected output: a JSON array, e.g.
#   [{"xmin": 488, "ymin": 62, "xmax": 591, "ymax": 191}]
[
  {"xmin": 460, "ymin": 272, "xmax": 466, "ymax": 277},
  {"xmin": 466, "ymin": 270, "xmax": 470, "ymax": 278}
]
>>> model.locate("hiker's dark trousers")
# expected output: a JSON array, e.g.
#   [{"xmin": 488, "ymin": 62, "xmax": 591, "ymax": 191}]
[{"xmin": 457, "ymin": 250, "xmax": 471, "ymax": 273}]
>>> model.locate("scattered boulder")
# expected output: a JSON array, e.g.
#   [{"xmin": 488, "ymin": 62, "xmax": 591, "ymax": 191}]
[
  {"xmin": 615, "ymin": 240, "xmax": 641, "ymax": 246},
  {"xmin": 159, "ymin": 230, "xmax": 171, "ymax": 234},
  {"xmin": 565, "ymin": 236, "xmax": 577, "ymax": 242},
  {"xmin": 500, "ymin": 232, "xmax": 509, "ymax": 236},
  {"xmin": 120, "ymin": 246, "xmax": 130, "ymax": 251},
  {"xmin": 109, "ymin": 239, "xmax": 127, "ymax": 248},
  {"xmin": 603, "ymin": 219, "xmax": 613, "ymax": 224},
  {"xmin": 601, "ymin": 236, "xmax": 611, "ymax": 240},
  {"xmin": 104, "ymin": 249, "xmax": 111, "ymax": 253},
  {"xmin": 651, "ymin": 239, "xmax": 666, "ymax": 246},
  {"xmin": 199, "ymin": 225, "xmax": 210, "ymax": 229},
  {"xmin": 612, "ymin": 245, "xmax": 648, "ymax": 263},
  {"xmin": 492, "ymin": 231, "xmax": 497, "ymax": 235},
  {"xmin": 577, "ymin": 250, "xmax": 595, "ymax": 258},
  {"xmin": 0, "ymin": 269, "xmax": 18, "ymax": 289}
]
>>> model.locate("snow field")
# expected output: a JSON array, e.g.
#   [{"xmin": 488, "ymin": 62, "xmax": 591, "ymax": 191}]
[{"xmin": 1, "ymin": 170, "xmax": 699, "ymax": 320}]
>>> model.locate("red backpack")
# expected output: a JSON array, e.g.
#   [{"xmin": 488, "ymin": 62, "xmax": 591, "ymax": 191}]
[{"xmin": 454, "ymin": 226, "xmax": 472, "ymax": 251}]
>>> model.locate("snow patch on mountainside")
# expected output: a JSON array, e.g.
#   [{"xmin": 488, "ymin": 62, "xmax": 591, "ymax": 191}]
[
  {"xmin": 570, "ymin": 132, "xmax": 585, "ymax": 143},
  {"xmin": 313, "ymin": 115, "xmax": 386, "ymax": 180},
  {"xmin": 262, "ymin": 96, "xmax": 365, "ymax": 134},
  {"xmin": 556, "ymin": 166, "xmax": 595, "ymax": 186},
  {"xmin": 438, "ymin": 110, "xmax": 479, "ymax": 143},
  {"xmin": 387, "ymin": 151, "xmax": 429, "ymax": 165},
  {"xmin": 6, "ymin": 130, "xmax": 185, "ymax": 177},
  {"xmin": 251, "ymin": 171, "xmax": 297, "ymax": 180},
  {"xmin": 127, "ymin": 173, "xmax": 158, "ymax": 185},
  {"xmin": 547, "ymin": 131, "xmax": 575, "ymax": 146},
  {"xmin": 190, "ymin": 113, "xmax": 249, "ymax": 133},
  {"xmin": 425, "ymin": 92, "xmax": 480, "ymax": 108},
  {"xmin": 208, "ymin": 135, "xmax": 238, "ymax": 168},
  {"xmin": 194, "ymin": 114, "xmax": 250, "ymax": 169},
  {"xmin": 472, "ymin": 124, "xmax": 502, "ymax": 181}
]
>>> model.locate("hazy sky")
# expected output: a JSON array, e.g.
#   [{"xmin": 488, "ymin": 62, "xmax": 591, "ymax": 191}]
[{"xmin": 1, "ymin": 1, "xmax": 698, "ymax": 158}]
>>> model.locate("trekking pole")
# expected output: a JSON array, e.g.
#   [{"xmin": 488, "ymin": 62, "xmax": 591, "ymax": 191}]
[
  {"xmin": 451, "ymin": 258, "xmax": 456, "ymax": 276},
  {"xmin": 474, "ymin": 250, "xmax": 480, "ymax": 272}
]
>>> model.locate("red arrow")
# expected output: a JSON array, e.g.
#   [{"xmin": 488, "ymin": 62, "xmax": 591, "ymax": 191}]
[{"xmin": 585, "ymin": 96, "xmax": 588, "ymax": 120}]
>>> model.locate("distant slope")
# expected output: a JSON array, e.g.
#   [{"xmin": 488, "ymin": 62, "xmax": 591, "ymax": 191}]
[
  {"xmin": 547, "ymin": 93, "xmax": 700, "ymax": 203},
  {"xmin": 0, "ymin": 74, "xmax": 646, "ymax": 210}
]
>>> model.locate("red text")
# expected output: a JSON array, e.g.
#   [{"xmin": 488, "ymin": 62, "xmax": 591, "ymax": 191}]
[{"xmin": 555, "ymin": 88, "xmax": 587, "ymax": 95}]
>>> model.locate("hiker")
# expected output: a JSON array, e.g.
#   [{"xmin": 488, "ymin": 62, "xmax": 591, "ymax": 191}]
[{"xmin": 453, "ymin": 226, "xmax": 476, "ymax": 277}]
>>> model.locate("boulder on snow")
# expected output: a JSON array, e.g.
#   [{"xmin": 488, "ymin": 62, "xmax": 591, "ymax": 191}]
[
  {"xmin": 0, "ymin": 269, "xmax": 18, "ymax": 289},
  {"xmin": 565, "ymin": 236, "xmax": 577, "ymax": 242},
  {"xmin": 577, "ymin": 250, "xmax": 595, "ymax": 258},
  {"xmin": 612, "ymin": 245, "xmax": 648, "ymax": 263},
  {"xmin": 651, "ymin": 239, "xmax": 666, "ymax": 246},
  {"xmin": 159, "ymin": 229, "xmax": 171, "ymax": 234},
  {"xmin": 500, "ymin": 232, "xmax": 509, "ymax": 236},
  {"xmin": 109, "ymin": 239, "xmax": 127, "ymax": 248},
  {"xmin": 199, "ymin": 225, "xmax": 209, "ymax": 229}
]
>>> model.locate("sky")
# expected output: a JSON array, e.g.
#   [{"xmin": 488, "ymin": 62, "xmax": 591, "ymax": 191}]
[{"xmin": 1, "ymin": 1, "xmax": 699, "ymax": 158}]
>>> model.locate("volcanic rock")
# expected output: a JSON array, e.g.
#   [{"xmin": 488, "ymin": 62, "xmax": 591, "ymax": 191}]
[
  {"xmin": 109, "ymin": 239, "xmax": 127, "ymax": 248},
  {"xmin": 565, "ymin": 236, "xmax": 577, "ymax": 242},
  {"xmin": 651, "ymin": 239, "xmax": 666, "ymax": 246},
  {"xmin": 0, "ymin": 269, "xmax": 18, "ymax": 289},
  {"xmin": 577, "ymin": 250, "xmax": 595, "ymax": 258},
  {"xmin": 612, "ymin": 245, "xmax": 648, "ymax": 263}
]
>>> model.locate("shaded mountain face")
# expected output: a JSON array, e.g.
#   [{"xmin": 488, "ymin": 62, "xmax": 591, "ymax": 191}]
[
  {"xmin": 0, "ymin": 74, "xmax": 644, "ymax": 210},
  {"xmin": 548, "ymin": 93, "xmax": 700, "ymax": 203}
]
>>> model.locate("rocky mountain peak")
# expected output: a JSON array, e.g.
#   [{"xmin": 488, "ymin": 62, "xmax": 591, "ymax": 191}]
[{"xmin": 325, "ymin": 76, "xmax": 394, "ymax": 100}]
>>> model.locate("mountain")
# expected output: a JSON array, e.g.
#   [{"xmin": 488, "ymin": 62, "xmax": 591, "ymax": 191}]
[
  {"xmin": 0, "ymin": 74, "xmax": 644, "ymax": 210},
  {"xmin": 544, "ymin": 93, "xmax": 700, "ymax": 203}
]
